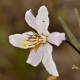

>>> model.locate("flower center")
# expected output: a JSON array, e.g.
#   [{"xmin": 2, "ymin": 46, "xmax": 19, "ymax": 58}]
[{"xmin": 22, "ymin": 31, "xmax": 47, "ymax": 53}]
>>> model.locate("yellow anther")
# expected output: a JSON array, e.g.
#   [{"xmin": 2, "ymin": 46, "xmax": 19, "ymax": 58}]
[{"xmin": 23, "ymin": 42, "xmax": 28, "ymax": 47}]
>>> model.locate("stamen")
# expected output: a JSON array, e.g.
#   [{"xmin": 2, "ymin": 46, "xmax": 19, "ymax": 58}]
[
  {"xmin": 34, "ymin": 42, "xmax": 43, "ymax": 53},
  {"xmin": 31, "ymin": 37, "xmax": 38, "ymax": 39},
  {"xmin": 28, "ymin": 42, "xmax": 38, "ymax": 46},
  {"xmin": 23, "ymin": 31, "xmax": 47, "ymax": 53},
  {"xmin": 28, "ymin": 36, "xmax": 32, "ymax": 39},
  {"xmin": 32, "ymin": 31, "xmax": 40, "ymax": 37},
  {"xmin": 30, "ymin": 42, "xmax": 43, "ymax": 53},
  {"xmin": 27, "ymin": 34, "xmax": 35, "ymax": 36},
  {"xmin": 26, "ymin": 39, "xmax": 30, "ymax": 41},
  {"xmin": 30, "ymin": 46, "xmax": 36, "ymax": 52},
  {"xmin": 38, "ymin": 38, "xmax": 39, "ymax": 42},
  {"xmin": 28, "ymin": 40, "xmax": 36, "ymax": 42},
  {"xmin": 23, "ymin": 42, "xmax": 28, "ymax": 47},
  {"xmin": 26, "ymin": 39, "xmax": 36, "ymax": 42}
]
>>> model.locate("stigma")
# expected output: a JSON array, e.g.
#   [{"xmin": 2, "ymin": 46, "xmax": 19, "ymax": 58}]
[
  {"xmin": 23, "ymin": 42, "xmax": 28, "ymax": 47},
  {"xmin": 22, "ymin": 31, "xmax": 47, "ymax": 53}
]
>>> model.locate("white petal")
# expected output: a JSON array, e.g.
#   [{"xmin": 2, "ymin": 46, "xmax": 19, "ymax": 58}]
[
  {"xmin": 9, "ymin": 31, "xmax": 34, "ymax": 49},
  {"xmin": 26, "ymin": 44, "xmax": 44, "ymax": 67},
  {"xmin": 36, "ymin": 5, "xmax": 50, "ymax": 36},
  {"xmin": 47, "ymin": 32, "xmax": 66, "ymax": 46},
  {"xmin": 25, "ymin": 9, "xmax": 40, "ymax": 34},
  {"xmin": 42, "ymin": 43, "xmax": 59, "ymax": 76}
]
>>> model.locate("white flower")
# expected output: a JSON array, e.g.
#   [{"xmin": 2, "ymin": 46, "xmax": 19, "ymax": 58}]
[{"xmin": 9, "ymin": 5, "xmax": 65, "ymax": 76}]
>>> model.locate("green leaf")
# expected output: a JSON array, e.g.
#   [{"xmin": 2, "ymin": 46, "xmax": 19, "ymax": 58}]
[
  {"xmin": 75, "ymin": 67, "xmax": 80, "ymax": 70},
  {"xmin": 72, "ymin": 65, "xmax": 80, "ymax": 70},
  {"xmin": 59, "ymin": 17, "xmax": 80, "ymax": 48},
  {"xmin": 74, "ymin": 8, "xmax": 80, "ymax": 28}
]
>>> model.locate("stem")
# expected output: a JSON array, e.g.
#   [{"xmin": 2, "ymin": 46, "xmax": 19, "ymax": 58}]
[{"xmin": 65, "ymin": 39, "xmax": 80, "ymax": 54}]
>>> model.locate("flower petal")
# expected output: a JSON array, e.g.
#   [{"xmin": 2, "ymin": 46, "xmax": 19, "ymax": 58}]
[
  {"xmin": 47, "ymin": 32, "xmax": 66, "ymax": 46},
  {"xmin": 42, "ymin": 43, "xmax": 59, "ymax": 76},
  {"xmin": 26, "ymin": 44, "xmax": 44, "ymax": 67},
  {"xmin": 25, "ymin": 9, "xmax": 40, "ymax": 34},
  {"xmin": 36, "ymin": 5, "xmax": 50, "ymax": 36},
  {"xmin": 9, "ymin": 31, "xmax": 34, "ymax": 49}
]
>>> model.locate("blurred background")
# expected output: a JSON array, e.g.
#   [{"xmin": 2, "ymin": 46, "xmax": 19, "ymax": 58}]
[{"xmin": 0, "ymin": 0, "xmax": 80, "ymax": 80}]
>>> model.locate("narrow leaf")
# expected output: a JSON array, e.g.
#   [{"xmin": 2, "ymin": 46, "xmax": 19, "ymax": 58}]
[
  {"xmin": 74, "ymin": 8, "xmax": 80, "ymax": 27},
  {"xmin": 59, "ymin": 17, "xmax": 80, "ymax": 48}
]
